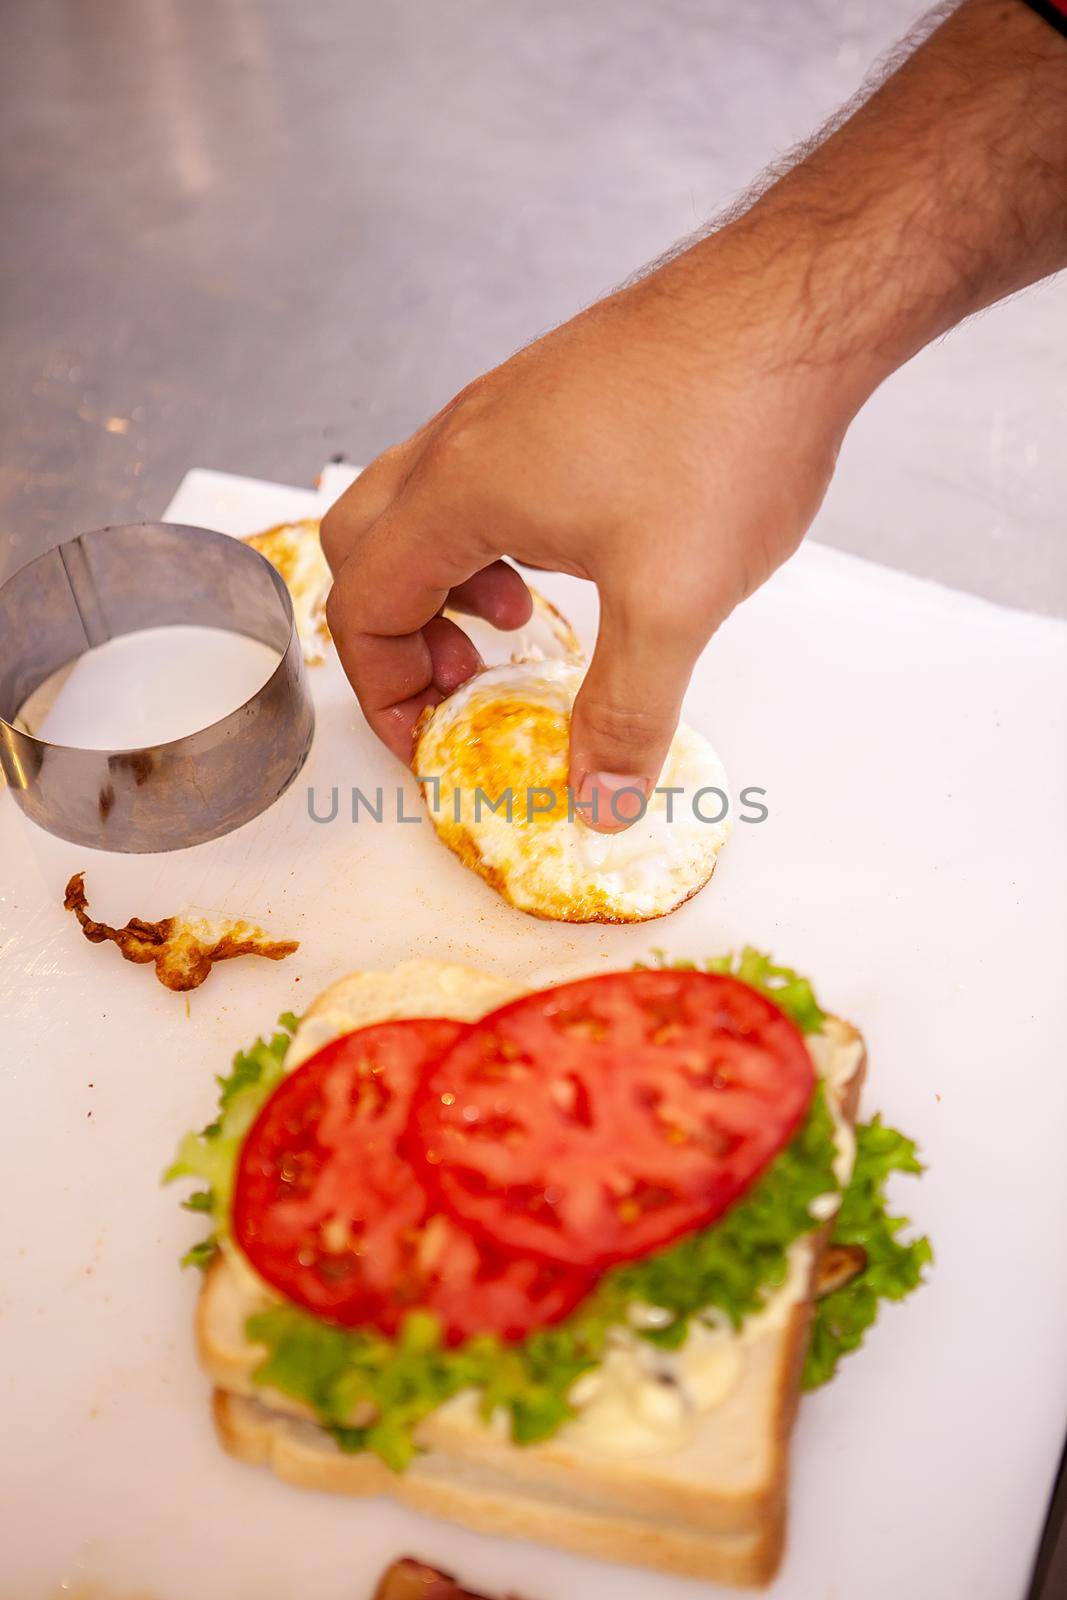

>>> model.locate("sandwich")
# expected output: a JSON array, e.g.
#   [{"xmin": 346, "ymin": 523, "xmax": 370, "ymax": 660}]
[{"xmin": 167, "ymin": 952, "xmax": 929, "ymax": 1587}]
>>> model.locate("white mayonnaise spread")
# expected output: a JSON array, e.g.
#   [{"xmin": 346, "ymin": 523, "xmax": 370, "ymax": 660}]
[
  {"xmin": 807, "ymin": 1022, "xmax": 864, "ymax": 1187},
  {"xmin": 560, "ymin": 1238, "xmax": 812, "ymax": 1456},
  {"xmin": 556, "ymin": 1020, "xmax": 865, "ymax": 1457}
]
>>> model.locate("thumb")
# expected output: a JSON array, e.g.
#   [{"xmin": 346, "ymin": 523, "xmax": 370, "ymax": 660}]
[{"xmin": 568, "ymin": 585, "xmax": 706, "ymax": 834}]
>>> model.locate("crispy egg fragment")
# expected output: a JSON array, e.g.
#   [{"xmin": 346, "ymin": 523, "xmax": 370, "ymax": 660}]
[
  {"xmin": 413, "ymin": 661, "xmax": 732, "ymax": 923},
  {"xmin": 63, "ymin": 872, "xmax": 298, "ymax": 992},
  {"xmin": 373, "ymin": 1559, "xmax": 494, "ymax": 1600}
]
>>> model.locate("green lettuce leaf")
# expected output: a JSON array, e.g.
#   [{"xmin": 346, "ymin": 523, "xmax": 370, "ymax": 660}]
[
  {"xmin": 249, "ymin": 1305, "xmax": 489, "ymax": 1472},
  {"xmin": 180, "ymin": 1238, "xmax": 220, "ymax": 1272},
  {"xmin": 609, "ymin": 1084, "xmax": 837, "ymax": 1340},
  {"xmin": 803, "ymin": 1116, "xmax": 932, "ymax": 1389},
  {"xmin": 642, "ymin": 946, "xmax": 826, "ymax": 1034},
  {"xmin": 163, "ymin": 1013, "xmax": 297, "ymax": 1266}
]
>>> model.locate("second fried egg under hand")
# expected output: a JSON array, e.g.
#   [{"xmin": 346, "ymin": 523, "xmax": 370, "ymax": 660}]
[
  {"xmin": 243, "ymin": 518, "xmax": 582, "ymax": 672},
  {"xmin": 414, "ymin": 659, "xmax": 732, "ymax": 923}
]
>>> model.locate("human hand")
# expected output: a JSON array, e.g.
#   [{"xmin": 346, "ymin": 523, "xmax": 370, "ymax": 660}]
[
  {"xmin": 321, "ymin": 236, "xmax": 851, "ymax": 829},
  {"xmin": 323, "ymin": 0, "xmax": 1067, "ymax": 831}
]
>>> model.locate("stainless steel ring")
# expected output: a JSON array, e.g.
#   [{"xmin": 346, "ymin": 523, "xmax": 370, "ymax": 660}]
[{"xmin": 0, "ymin": 522, "xmax": 315, "ymax": 852}]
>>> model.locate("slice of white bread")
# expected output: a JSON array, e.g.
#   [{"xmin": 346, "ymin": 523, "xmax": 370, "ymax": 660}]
[
  {"xmin": 199, "ymin": 960, "xmax": 865, "ymax": 1587},
  {"xmin": 213, "ymin": 1388, "xmax": 780, "ymax": 1587}
]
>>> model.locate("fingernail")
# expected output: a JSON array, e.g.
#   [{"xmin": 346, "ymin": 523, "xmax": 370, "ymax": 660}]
[{"xmin": 576, "ymin": 772, "xmax": 653, "ymax": 831}]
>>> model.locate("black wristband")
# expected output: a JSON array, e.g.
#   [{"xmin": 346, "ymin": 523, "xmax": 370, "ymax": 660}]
[{"xmin": 1021, "ymin": 0, "xmax": 1067, "ymax": 43}]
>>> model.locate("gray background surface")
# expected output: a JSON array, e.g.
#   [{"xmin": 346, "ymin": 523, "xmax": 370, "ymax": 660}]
[{"xmin": 1, "ymin": 0, "xmax": 1065, "ymax": 615}]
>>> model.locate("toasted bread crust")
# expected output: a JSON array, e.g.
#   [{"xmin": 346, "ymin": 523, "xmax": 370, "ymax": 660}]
[
  {"xmin": 762, "ymin": 1030, "xmax": 867, "ymax": 1515},
  {"xmin": 213, "ymin": 1389, "xmax": 785, "ymax": 1587}
]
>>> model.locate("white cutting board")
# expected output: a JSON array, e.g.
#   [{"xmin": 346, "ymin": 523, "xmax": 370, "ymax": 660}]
[{"xmin": 2, "ymin": 465, "xmax": 1065, "ymax": 1600}]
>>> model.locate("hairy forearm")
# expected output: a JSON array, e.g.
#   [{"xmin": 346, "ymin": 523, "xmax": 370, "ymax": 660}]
[
  {"xmin": 324, "ymin": 0, "xmax": 1066, "ymax": 788},
  {"xmin": 649, "ymin": 0, "xmax": 1067, "ymax": 423}
]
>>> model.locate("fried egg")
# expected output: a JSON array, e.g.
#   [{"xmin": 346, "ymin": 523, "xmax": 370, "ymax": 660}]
[
  {"xmin": 245, "ymin": 518, "xmax": 578, "ymax": 673},
  {"xmin": 444, "ymin": 586, "xmax": 583, "ymax": 667},
  {"xmin": 413, "ymin": 660, "xmax": 732, "ymax": 923},
  {"xmin": 244, "ymin": 520, "xmax": 332, "ymax": 665}
]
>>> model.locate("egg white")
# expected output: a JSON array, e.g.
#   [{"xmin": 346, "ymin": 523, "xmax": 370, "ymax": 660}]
[
  {"xmin": 443, "ymin": 584, "xmax": 583, "ymax": 667},
  {"xmin": 414, "ymin": 660, "xmax": 732, "ymax": 923}
]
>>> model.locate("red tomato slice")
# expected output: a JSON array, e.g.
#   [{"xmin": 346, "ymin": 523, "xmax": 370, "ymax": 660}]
[
  {"xmin": 232, "ymin": 1018, "xmax": 591, "ymax": 1344},
  {"xmin": 407, "ymin": 971, "xmax": 815, "ymax": 1271}
]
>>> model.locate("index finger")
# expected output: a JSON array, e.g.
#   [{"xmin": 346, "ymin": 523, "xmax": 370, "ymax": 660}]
[
  {"xmin": 325, "ymin": 494, "xmax": 527, "ymax": 760},
  {"xmin": 319, "ymin": 444, "xmax": 414, "ymax": 576}
]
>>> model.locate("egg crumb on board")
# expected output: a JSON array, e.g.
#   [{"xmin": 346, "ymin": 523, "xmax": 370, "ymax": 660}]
[
  {"xmin": 414, "ymin": 659, "xmax": 732, "ymax": 923},
  {"xmin": 63, "ymin": 871, "xmax": 298, "ymax": 991}
]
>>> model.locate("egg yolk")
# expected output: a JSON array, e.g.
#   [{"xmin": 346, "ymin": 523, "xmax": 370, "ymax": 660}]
[{"xmin": 450, "ymin": 699, "xmax": 570, "ymax": 824}]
